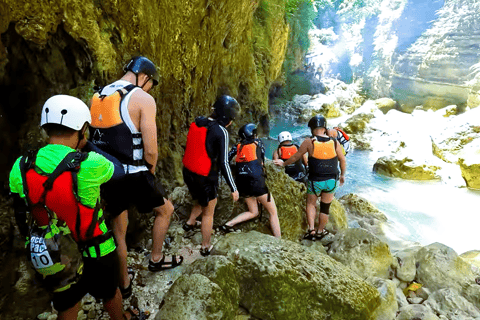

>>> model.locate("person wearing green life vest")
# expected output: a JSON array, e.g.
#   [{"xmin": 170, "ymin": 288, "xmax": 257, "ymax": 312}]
[{"xmin": 9, "ymin": 95, "xmax": 138, "ymax": 320}]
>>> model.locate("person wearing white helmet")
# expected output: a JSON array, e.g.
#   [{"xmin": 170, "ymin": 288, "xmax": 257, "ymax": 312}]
[
  {"xmin": 9, "ymin": 95, "xmax": 134, "ymax": 320},
  {"xmin": 272, "ymin": 131, "xmax": 307, "ymax": 182}
]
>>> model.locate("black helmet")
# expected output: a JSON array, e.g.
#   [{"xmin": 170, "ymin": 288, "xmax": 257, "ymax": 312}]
[
  {"xmin": 238, "ymin": 123, "xmax": 257, "ymax": 140},
  {"xmin": 212, "ymin": 95, "xmax": 239, "ymax": 126},
  {"xmin": 124, "ymin": 56, "xmax": 159, "ymax": 86},
  {"xmin": 308, "ymin": 115, "xmax": 327, "ymax": 131}
]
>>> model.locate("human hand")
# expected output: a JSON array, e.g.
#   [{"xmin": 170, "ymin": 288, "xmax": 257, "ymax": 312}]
[
  {"xmin": 339, "ymin": 174, "xmax": 345, "ymax": 186},
  {"xmin": 232, "ymin": 190, "xmax": 239, "ymax": 202},
  {"xmin": 273, "ymin": 159, "xmax": 284, "ymax": 167}
]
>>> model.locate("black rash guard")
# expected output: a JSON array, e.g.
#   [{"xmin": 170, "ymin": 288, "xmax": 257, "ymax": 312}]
[{"xmin": 202, "ymin": 118, "xmax": 237, "ymax": 192}]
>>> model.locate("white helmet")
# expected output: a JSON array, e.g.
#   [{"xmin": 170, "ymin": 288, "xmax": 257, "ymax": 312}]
[
  {"xmin": 40, "ymin": 95, "xmax": 91, "ymax": 131},
  {"xmin": 278, "ymin": 131, "xmax": 292, "ymax": 143}
]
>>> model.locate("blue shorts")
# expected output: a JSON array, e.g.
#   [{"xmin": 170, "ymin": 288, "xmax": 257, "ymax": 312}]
[{"xmin": 307, "ymin": 179, "xmax": 337, "ymax": 196}]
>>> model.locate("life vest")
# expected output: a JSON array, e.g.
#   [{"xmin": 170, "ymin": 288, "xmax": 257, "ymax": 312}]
[
  {"xmin": 277, "ymin": 144, "xmax": 306, "ymax": 179},
  {"xmin": 90, "ymin": 84, "xmax": 145, "ymax": 166},
  {"xmin": 20, "ymin": 151, "xmax": 111, "ymax": 257},
  {"xmin": 308, "ymin": 136, "xmax": 339, "ymax": 181},
  {"xmin": 235, "ymin": 141, "xmax": 264, "ymax": 178},
  {"xmin": 278, "ymin": 144, "xmax": 298, "ymax": 161},
  {"xmin": 183, "ymin": 120, "xmax": 214, "ymax": 177},
  {"xmin": 334, "ymin": 127, "xmax": 350, "ymax": 154}
]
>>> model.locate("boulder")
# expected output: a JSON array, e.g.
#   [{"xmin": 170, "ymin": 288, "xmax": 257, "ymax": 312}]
[
  {"xmin": 373, "ymin": 155, "xmax": 440, "ymax": 180},
  {"xmin": 367, "ymin": 277, "xmax": 398, "ymax": 320},
  {"xmin": 339, "ymin": 193, "xmax": 387, "ymax": 236},
  {"xmin": 394, "ymin": 246, "xmax": 422, "ymax": 283},
  {"xmin": 325, "ymin": 198, "xmax": 349, "ymax": 232},
  {"xmin": 395, "ymin": 287, "xmax": 409, "ymax": 309},
  {"xmin": 328, "ymin": 228, "xmax": 394, "ymax": 280},
  {"xmin": 460, "ymin": 250, "xmax": 480, "ymax": 275},
  {"xmin": 415, "ymin": 243, "xmax": 479, "ymax": 308},
  {"xmin": 375, "ymin": 98, "xmax": 397, "ymax": 114},
  {"xmin": 459, "ymin": 155, "xmax": 480, "ymax": 189},
  {"xmin": 396, "ymin": 304, "xmax": 439, "ymax": 320},
  {"xmin": 214, "ymin": 231, "xmax": 381, "ymax": 320},
  {"xmin": 343, "ymin": 113, "xmax": 375, "ymax": 134},
  {"xmin": 423, "ymin": 288, "xmax": 480, "ymax": 319}
]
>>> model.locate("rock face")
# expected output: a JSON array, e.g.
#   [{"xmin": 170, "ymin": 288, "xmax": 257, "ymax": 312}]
[
  {"xmin": 209, "ymin": 231, "xmax": 381, "ymax": 320},
  {"xmin": 0, "ymin": 0, "xmax": 289, "ymax": 188},
  {"xmin": 373, "ymin": 155, "xmax": 440, "ymax": 180}
]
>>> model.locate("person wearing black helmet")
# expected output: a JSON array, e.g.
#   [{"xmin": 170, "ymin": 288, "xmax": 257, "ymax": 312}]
[
  {"xmin": 182, "ymin": 95, "xmax": 240, "ymax": 256},
  {"xmin": 274, "ymin": 114, "xmax": 346, "ymax": 241},
  {"xmin": 89, "ymin": 56, "xmax": 182, "ymax": 296},
  {"xmin": 218, "ymin": 123, "xmax": 281, "ymax": 237}
]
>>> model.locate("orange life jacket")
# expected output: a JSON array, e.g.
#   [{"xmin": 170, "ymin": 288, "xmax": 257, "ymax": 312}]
[
  {"xmin": 278, "ymin": 144, "xmax": 298, "ymax": 161},
  {"xmin": 308, "ymin": 136, "xmax": 339, "ymax": 181},
  {"xmin": 235, "ymin": 141, "xmax": 263, "ymax": 178},
  {"xmin": 183, "ymin": 121, "xmax": 213, "ymax": 177}
]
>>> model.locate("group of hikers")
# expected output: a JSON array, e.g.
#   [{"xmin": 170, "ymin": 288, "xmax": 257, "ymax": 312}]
[{"xmin": 8, "ymin": 56, "xmax": 348, "ymax": 319}]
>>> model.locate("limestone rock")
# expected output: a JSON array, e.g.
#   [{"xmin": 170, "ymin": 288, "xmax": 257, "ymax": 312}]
[
  {"xmin": 375, "ymin": 98, "xmax": 397, "ymax": 114},
  {"xmin": 156, "ymin": 273, "xmax": 236, "ymax": 320},
  {"xmin": 373, "ymin": 155, "xmax": 440, "ymax": 180},
  {"xmin": 214, "ymin": 231, "xmax": 381, "ymax": 320},
  {"xmin": 396, "ymin": 304, "xmax": 439, "ymax": 320},
  {"xmin": 459, "ymin": 154, "xmax": 480, "ymax": 189},
  {"xmin": 328, "ymin": 228, "xmax": 394, "ymax": 280},
  {"xmin": 423, "ymin": 288, "xmax": 480, "ymax": 319},
  {"xmin": 343, "ymin": 113, "xmax": 375, "ymax": 134},
  {"xmin": 460, "ymin": 250, "xmax": 480, "ymax": 275},
  {"xmin": 415, "ymin": 243, "xmax": 479, "ymax": 308},
  {"xmin": 395, "ymin": 288, "xmax": 409, "ymax": 309},
  {"xmin": 325, "ymin": 198, "xmax": 348, "ymax": 232},
  {"xmin": 394, "ymin": 246, "xmax": 421, "ymax": 283},
  {"xmin": 339, "ymin": 193, "xmax": 387, "ymax": 236},
  {"xmin": 368, "ymin": 277, "xmax": 398, "ymax": 320}
]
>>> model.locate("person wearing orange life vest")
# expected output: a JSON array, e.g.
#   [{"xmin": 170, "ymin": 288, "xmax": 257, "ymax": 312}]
[
  {"xmin": 274, "ymin": 115, "xmax": 346, "ymax": 241},
  {"xmin": 9, "ymin": 95, "xmax": 134, "ymax": 320},
  {"xmin": 182, "ymin": 95, "xmax": 240, "ymax": 256},
  {"xmin": 219, "ymin": 123, "xmax": 281, "ymax": 237},
  {"xmin": 89, "ymin": 56, "xmax": 182, "ymax": 295},
  {"xmin": 327, "ymin": 126, "xmax": 351, "ymax": 155},
  {"xmin": 272, "ymin": 131, "xmax": 308, "ymax": 182}
]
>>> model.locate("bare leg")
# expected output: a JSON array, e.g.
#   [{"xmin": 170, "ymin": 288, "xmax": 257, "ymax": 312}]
[
  {"xmin": 58, "ymin": 301, "xmax": 81, "ymax": 320},
  {"xmin": 306, "ymin": 194, "xmax": 318, "ymax": 231},
  {"xmin": 187, "ymin": 204, "xmax": 202, "ymax": 226},
  {"xmin": 150, "ymin": 198, "xmax": 174, "ymax": 262},
  {"xmin": 317, "ymin": 192, "xmax": 334, "ymax": 232},
  {"xmin": 225, "ymin": 197, "xmax": 259, "ymax": 226},
  {"xmin": 112, "ymin": 210, "xmax": 129, "ymax": 289},
  {"xmin": 104, "ymin": 288, "xmax": 127, "ymax": 320},
  {"xmin": 200, "ymin": 198, "xmax": 217, "ymax": 248},
  {"xmin": 257, "ymin": 194, "xmax": 281, "ymax": 238}
]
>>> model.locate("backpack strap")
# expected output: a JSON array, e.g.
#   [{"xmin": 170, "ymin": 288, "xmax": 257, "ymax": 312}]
[{"xmin": 19, "ymin": 149, "xmax": 39, "ymax": 200}]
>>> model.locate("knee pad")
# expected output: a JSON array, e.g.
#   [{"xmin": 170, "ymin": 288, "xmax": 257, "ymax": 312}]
[{"xmin": 320, "ymin": 201, "xmax": 331, "ymax": 215}]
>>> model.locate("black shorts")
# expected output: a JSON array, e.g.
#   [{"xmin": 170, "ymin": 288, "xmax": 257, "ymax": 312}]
[
  {"xmin": 52, "ymin": 250, "xmax": 119, "ymax": 312},
  {"xmin": 183, "ymin": 167, "xmax": 218, "ymax": 207},
  {"xmin": 236, "ymin": 175, "xmax": 268, "ymax": 198},
  {"xmin": 103, "ymin": 170, "xmax": 166, "ymax": 216}
]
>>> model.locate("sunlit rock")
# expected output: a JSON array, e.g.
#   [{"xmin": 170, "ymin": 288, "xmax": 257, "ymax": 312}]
[
  {"xmin": 214, "ymin": 231, "xmax": 381, "ymax": 320},
  {"xmin": 459, "ymin": 150, "xmax": 480, "ymax": 189},
  {"xmin": 423, "ymin": 288, "xmax": 480, "ymax": 319},
  {"xmin": 460, "ymin": 250, "xmax": 480, "ymax": 275},
  {"xmin": 343, "ymin": 113, "xmax": 375, "ymax": 134},
  {"xmin": 367, "ymin": 277, "xmax": 398, "ymax": 320},
  {"xmin": 338, "ymin": 193, "xmax": 387, "ymax": 236},
  {"xmin": 328, "ymin": 228, "xmax": 394, "ymax": 280},
  {"xmin": 414, "ymin": 243, "xmax": 479, "ymax": 309},
  {"xmin": 373, "ymin": 155, "xmax": 440, "ymax": 180},
  {"xmin": 393, "ymin": 246, "xmax": 421, "ymax": 283},
  {"xmin": 375, "ymin": 98, "xmax": 397, "ymax": 114},
  {"xmin": 437, "ymin": 105, "xmax": 458, "ymax": 117},
  {"xmin": 396, "ymin": 304, "xmax": 439, "ymax": 320}
]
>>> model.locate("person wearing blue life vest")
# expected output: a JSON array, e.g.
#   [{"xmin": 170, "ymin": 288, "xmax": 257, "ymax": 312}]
[{"xmin": 274, "ymin": 115, "xmax": 346, "ymax": 241}]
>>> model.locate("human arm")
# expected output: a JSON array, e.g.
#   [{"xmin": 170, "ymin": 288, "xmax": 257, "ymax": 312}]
[
  {"xmin": 9, "ymin": 158, "xmax": 28, "ymax": 236},
  {"xmin": 228, "ymin": 145, "xmax": 237, "ymax": 163},
  {"xmin": 137, "ymin": 92, "xmax": 158, "ymax": 174},
  {"xmin": 272, "ymin": 148, "xmax": 280, "ymax": 160},
  {"xmin": 216, "ymin": 126, "xmax": 238, "ymax": 197},
  {"xmin": 336, "ymin": 141, "xmax": 346, "ymax": 186}
]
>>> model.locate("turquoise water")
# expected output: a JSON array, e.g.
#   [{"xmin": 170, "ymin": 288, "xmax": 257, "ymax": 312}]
[{"xmin": 263, "ymin": 122, "xmax": 480, "ymax": 255}]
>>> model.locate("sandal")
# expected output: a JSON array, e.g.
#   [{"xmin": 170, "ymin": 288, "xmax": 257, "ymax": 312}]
[
  {"xmin": 148, "ymin": 255, "xmax": 184, "ymax": 272},
  {"xmin": 303, "ymin": 229, "xmax": 316, "ymax": 241},
  {"xmin": 316, "ymin": 229, "xmax": 330, "ymax": 240},
  {"xmin": 183, "ymin": 221, "xmax": 201, "ymax": 232},
  {"xmin": 219, "ymin": 224, "xmax": 235, "ymax": 234},
  {"xmin": 124, "ymin": 305, "xmax": 150, "ymax": 320},
  {"xmin": 200, "ymin": 245, "xmax": 213, "ymax": 257},
  {"xmin": 120, "ymin": 268, "xmax": 135, "ymax": 299}
]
